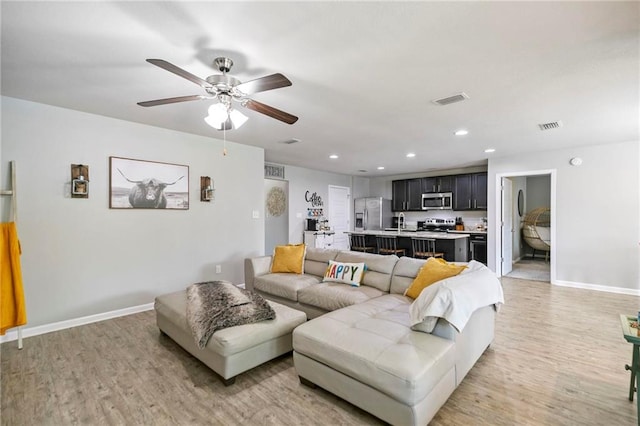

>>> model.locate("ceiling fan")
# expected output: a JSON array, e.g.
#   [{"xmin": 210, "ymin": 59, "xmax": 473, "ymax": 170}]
[{"xmin": 137, "ymin": 57, "xmax": 298, "ymax": 129}]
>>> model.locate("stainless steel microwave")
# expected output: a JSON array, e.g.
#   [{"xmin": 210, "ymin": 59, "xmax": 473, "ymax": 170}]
[{"xmin": 422, "ymin": 192, "xmax": 453, "ymax": 210}]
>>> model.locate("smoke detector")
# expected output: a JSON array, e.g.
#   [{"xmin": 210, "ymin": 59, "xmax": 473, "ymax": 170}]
[
  {"xmin": 538, "ymin": 121, "xmax": 563, "ymax": 131},
  {"xmin": 432, "ymin": 92, "xmax": 469, "ymax": 106}
]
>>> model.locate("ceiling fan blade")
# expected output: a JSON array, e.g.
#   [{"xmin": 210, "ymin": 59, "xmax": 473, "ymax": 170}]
[
  {"xmin": 146, "ymin": 59, "xmax": 211, "ymax": 89},
  {"xmin": 235, "ymin": 73, "xmax": 292, "ymax": 95},
  {"xmin": 137, "ymin": 95, "xmax": 209, "ymax": 107},
  {"xmin": 243, "ymin": 99, "xmax": 298, "ymax": 124}
]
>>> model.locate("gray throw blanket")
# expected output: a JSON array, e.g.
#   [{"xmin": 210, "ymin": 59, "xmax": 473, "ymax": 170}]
[{"xmin": 186, "ymin": 281, "xmax": 276, "ymax": 349}]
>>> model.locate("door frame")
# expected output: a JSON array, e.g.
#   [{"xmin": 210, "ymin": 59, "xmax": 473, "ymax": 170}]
[
  {"xmin": 501, "ymin": 177, "xmax": 513, "ymax": 276},
  {"xmin": 493, "ymin": 169, "xmax": 556, "ymax": 283},
  {"xmin": 328, "ymin": 185, "xmax": 351, "ymax": 250}
]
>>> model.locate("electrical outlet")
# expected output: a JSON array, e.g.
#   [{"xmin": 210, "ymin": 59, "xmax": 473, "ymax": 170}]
[
  {"xmin": 252, "ymin": 210, "xmax": 260, "ymax": 219},
  {"xmin": 215, "ymin": 265, "xmax": 222, "ymax": 274}
]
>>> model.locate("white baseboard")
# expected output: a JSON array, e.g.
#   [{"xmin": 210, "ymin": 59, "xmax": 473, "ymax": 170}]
[
  {"xmin": 553, "ymin": 279, "xmax": 640, "ymax": 296},
  {"xmin": 0, "ymin": 302, "xmax": 154, "ymax": 344}
]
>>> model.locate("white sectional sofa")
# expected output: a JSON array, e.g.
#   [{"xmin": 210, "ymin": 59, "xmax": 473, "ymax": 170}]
[{"xmin": 244, "ymin": 248, "xmax": 502, "ymax": 425}]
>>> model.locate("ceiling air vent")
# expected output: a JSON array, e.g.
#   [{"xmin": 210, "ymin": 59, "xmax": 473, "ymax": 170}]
[
  {"xmin": 281, "ymin": 138, "xmax": 301, "ymax": 145},
  {"xmin": 432, "ymin": 92, "xmax": 469, "ymax": 106},
  {"xmin": 538, "ymin": 121, "xmax": 563, "ymax": 131}
]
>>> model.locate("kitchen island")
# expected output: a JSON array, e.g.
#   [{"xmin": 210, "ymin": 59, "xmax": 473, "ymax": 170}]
[{"xmin": 345, "ymin": 230, "xmax": 469, "ymax": 262}]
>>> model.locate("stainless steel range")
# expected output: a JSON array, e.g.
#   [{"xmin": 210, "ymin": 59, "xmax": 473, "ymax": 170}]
[{"xmin": 418, "ymin": 218, "xmax": 456, "ymax": 232}]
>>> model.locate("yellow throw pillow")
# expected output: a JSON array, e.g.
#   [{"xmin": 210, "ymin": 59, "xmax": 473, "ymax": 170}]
[
  {"xmin": 271, "ymin": 244, "xmax": 306, "ymax": 274},
  {"xmin": 405, "ymin": 258, "xmax": 467, "ymax": 299}
]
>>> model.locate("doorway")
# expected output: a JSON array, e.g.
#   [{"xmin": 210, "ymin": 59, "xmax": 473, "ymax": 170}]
[
  {"xmin": 495, "ymin": 170, "xmax": 556, "ymax": 283},
  {"xmin": 264, "ymin": 179, "xmax": 289, "ymax": 255},
  {"xmin": 328, "ymin": 185, "xmax": 350, "ymax": 250}
]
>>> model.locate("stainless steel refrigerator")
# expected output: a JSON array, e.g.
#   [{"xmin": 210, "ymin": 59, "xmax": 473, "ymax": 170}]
[{"xmin": 354, "ymin": 197, "xmax": 392, "ymax": 231}]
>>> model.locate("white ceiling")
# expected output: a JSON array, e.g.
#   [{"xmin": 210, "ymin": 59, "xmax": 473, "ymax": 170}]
[{"xmin": 2, "ymin": 1, "xmax": 638, "ymax": 177}]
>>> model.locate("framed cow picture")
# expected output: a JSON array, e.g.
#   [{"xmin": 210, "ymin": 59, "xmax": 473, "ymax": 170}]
[{"xmin": 109, "ymin": 157, "xmax": 189, "ymax": 209}]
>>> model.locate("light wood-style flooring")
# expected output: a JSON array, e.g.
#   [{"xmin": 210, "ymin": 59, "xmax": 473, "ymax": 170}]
[{"xmin": 2, "ymin": 277, "xmax": 638, "ymax": 425}]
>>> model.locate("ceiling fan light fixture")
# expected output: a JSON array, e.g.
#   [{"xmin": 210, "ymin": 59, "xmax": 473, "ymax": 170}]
[
  {"xmin": 229, "ymin": 108, "xmax": 248, "ymax": 128},
  {"xmin": 204, "ymin": 103, "xmax": 248, "ymax": 130}
]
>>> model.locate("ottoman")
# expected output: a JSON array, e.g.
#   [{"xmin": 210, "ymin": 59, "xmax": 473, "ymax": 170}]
[
  {"xmin": 155, "ymin": 290, "xmax": 307, "ymax": 385},
  {"xmin": 292, "ymin": 295, "xmax": 457, "ymax": 425}
]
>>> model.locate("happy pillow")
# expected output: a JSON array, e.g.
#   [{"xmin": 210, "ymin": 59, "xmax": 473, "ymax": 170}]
[
  {"xmin": 271, "ymin": 244, "xmax": 306, "ymax": 274},
  {"xmin": 404, "ymin": 257, "xmax": 466, "ymax": 299},
  {"xmin": 324, "ymin": 260, "xmax": 366, "ymax": 286}
]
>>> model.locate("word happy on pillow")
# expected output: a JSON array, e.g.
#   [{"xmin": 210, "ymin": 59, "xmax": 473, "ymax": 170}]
[{"xmin": 323, "ymin": 260, "xmax": 366, "ymax": 286}]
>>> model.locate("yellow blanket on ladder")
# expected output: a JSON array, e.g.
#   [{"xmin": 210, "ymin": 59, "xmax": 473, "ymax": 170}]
[{"xmin": 0, "ymin": 222, "xmax": 26, "ymax": 335}]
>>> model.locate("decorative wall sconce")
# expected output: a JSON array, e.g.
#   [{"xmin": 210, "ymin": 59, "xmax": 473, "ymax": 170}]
[
  {"xmin": 200, "ymin": 176, "xmax": 214, "ymax": 202},
  {"xmin": 71, "ymin": 164, "xmax": 89, "ymax": 198}
]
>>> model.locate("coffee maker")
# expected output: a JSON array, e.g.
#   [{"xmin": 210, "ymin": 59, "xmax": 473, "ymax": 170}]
[{"xmin": 306, "ymin": 218, "xmax": 319, "ymax": 231}]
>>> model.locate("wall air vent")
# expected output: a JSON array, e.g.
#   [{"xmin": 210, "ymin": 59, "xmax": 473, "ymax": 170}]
[
  {"xmin": 264, "ymin": 163, "xmax": 285, "ymax": 179},
  {"xmin": 432, "ymin": 92, "xmax": 469, "ymax": 106},
  {"xmin": 538, "ymin": 121, "xmax": 563, "ymax": 131}
]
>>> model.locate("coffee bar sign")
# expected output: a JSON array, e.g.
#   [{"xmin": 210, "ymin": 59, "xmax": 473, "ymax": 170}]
[{"xmin": 305, "ymin": 190, "xmax": 324, "ymax": 217}]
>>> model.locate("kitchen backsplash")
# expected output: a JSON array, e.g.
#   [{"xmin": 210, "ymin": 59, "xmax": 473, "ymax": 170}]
[{"xmin": 396, "ymin": 211, "xmax": 488, "ymax": 230}]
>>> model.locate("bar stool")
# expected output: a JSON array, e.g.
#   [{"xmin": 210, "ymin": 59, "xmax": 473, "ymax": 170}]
[
  {"xmin": 376, "ymin": 235, "xmax": 405, "ymax": 256},
  {"xmin": 411, "ymin": 237, "xmax": 444, "ymax": 259},
  {"xmin": 349, "ymin": 234, "xmax": 375, "ymax": 253}
]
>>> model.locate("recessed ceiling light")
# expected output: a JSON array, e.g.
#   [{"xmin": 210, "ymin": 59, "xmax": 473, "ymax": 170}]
[
  {"xmin": 484, "ymin": 148, "xmax": 496, "ymax": 153},
  {"xmin": 406, "ymin": 153, "xmax": 416, "ymax": 158},
  {"xmin": 329, "ymin": 154, "xmax": 339, "ymax": 159},
  {"xmin": 377, "ymin": 166, "xmax": 385, "ymax": 170},
  {"xmin": 454, "ymin": 129, "xmax": 469, "ymax": 136}
]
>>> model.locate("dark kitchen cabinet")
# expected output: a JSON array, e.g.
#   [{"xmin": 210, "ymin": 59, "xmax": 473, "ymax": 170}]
[
  {"xmin": 392, "ymin": 178, "xmax": 423, "ymax": 211},
  {"xmin": 392, "ymin": 180, "xmax": 407, "ymax": 211},
  {"xmin": 423, "ymin": 176, "xmax": 453, "ymax": 193},
  {"xmin": 453, "ymin": 172, "xmax": 487, "ymax": 210},
  {"xmin": 474, "ymin": 173, "xmax": 487, "ymax": 209}
]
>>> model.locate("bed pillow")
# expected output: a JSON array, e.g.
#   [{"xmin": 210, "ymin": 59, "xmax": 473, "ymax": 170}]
[
  {"xmin": 271, "ymin": 244, "xmax": 306, "ymax": 274},
  {"xmin": 323, "ymin": 260, "xmax": 366, "ymax": 286},
  {"xmin": 404, "ymin": 257, "xmax": 466, "ymax": 299}
]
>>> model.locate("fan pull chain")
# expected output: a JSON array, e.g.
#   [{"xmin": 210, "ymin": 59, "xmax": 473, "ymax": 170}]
[{"xmin": 223, "ymin": 123, "xmax": 228, "ymax": 156}]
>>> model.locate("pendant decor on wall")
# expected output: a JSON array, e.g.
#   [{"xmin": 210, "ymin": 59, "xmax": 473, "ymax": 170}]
[
  {"xmin": 266, "ymin": 186, "xmax": 287, "ymax": 217},
  {"xmin": 71, "ymin": 164, "xmax": 89, "ymax": 199}
]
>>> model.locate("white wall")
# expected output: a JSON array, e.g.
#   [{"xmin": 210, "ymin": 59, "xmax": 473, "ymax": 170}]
[
  {"xmin": 279, "ymin": 165, "xmax": 352, "ymax": 243},
  {"xmin": 488, "ymin": 140, "xmax": 640, "ymax": 291},
  {"xmin": 351, "ymin": 176, "xmax": 370, "ymax": 202},
  {"xmin": 1, "ymin": 97, "xmax": 265, "ymax": 327},
  {"xmin": 526, "ymin": 175, "xmax": 551, "ymax": 210}
]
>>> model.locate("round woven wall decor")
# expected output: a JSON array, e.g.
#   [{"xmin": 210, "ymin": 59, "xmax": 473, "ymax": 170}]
[{"xmin": 266, "ymin": 187, "xmax": 287, "ymax": 217}]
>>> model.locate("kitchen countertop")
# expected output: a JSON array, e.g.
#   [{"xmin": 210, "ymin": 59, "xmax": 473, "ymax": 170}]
[
  {"xmin": 447, "ymin": 230, "xmax": 488, "ymax": 235},
  {"xmin": 345, "ymin": 230, "xmax": 469, "ymax": 240}
]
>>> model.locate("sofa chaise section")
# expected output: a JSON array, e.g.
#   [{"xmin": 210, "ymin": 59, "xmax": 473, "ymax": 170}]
[{"xmin": 292, "ymin": 256, "xmax": 498, "ymax": 425}]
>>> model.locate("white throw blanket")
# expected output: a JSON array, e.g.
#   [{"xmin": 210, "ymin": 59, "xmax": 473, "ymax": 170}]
[{"xmin": 409, "ymin": 261, "xmax": 504, "ymax": 333}]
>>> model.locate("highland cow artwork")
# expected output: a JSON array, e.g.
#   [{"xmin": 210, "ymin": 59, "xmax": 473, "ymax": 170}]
[{"xmin": 109, "ymin": 157, "xmax": 189, "ymax": 209}]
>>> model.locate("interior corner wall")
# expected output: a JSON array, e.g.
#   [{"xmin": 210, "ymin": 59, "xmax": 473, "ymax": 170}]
[
  {"xmin": 279, "ymin": 164, "xmax": 352, "ymax": 244},
  {"xmin": 351, "ymin": 176, "xmax": 370, "ymax": 201},
  {"xmin": 488, "ymin": 139, "xmax": 640, "ymax": 290},
  {"xmin": 1, "ymin": 96, "xmax": 265, "ymax": 327}
]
